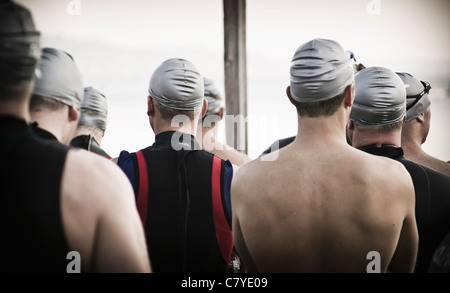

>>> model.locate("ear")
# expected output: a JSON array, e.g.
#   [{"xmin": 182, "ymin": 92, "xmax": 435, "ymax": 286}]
[
  {"xmin": 218, "ymin": 107, "xmax": 224, "ymax": 120},
  {"xmin": 200, "ymin": 98, "xmax": 208, "ymax": 119},
  {"xmin": 147, "ymin": 96, "xmax": 154, "ymax": 117},
  {"xmin": 68, "ymin": 106, "xmax": 79, "ymax": 122},
  {"xmin": 286, "ymin": 86, "xmax": 296, "ymax": 105},
  {"xmin": 344, "ymin": 83, "xmax": 354, "ymax": 108}
]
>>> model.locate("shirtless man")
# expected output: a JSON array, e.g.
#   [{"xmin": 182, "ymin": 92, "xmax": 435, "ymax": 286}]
[
  {"xmin": 396, "ymin": 72, "xmax": 450, "ymax": 176},
  {"xmin": 231, "ymin": 39, "xmax": 418, "ymax": 273},
  {"xmin": 348, "ymin": 67, "xmax": 450, "ymax": 272},
  {"xmin": 0, "ymin": 1, "xmax": 150, "ymax": 273},
  {"xmin": 197, "ymin": 77, "xmax": 250, "ymax": 166}
]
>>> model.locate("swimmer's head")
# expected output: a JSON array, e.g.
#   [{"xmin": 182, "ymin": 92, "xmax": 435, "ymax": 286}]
[
  {"xmin": 78, "ymin": 87, "xmax": 108, "ymax": 132},
  {"xmin": 289, "ymin": 38, "xmax": 355, "ymax": 102},
  {"xmin": 32, "ymin": 48, "xmax": 83, "ymax": 109},
  {"xmin": 203, "ymin": 77, "xmax": 222, "ymax": 116},
  {"xmin": 0, "ymin": 0, "xmax": 40, "ymax": 85},
  {"xmin": 148, "ymin": 58, "xmax": 204, "ymax": 111},
  {"xmin": 396, "ymin": 72, "xmax": 431, "ymax": 123},
  {"xmin": 350, "ymin": 67, "xmax": 406, "ymax": 127}
]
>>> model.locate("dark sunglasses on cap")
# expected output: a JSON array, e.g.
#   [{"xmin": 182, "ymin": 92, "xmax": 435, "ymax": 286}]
[
  {"xmin": 406, "ymin": 80, "xmax": 431, "ymax": 110},
  {"xmin": 347, "ymin": 51, "xmax": 356, "ymax": 62}
]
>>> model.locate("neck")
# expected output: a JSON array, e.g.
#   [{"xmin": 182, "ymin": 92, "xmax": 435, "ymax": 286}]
[
  {"xmin": 30, "ymin": 108, "xmax": 73, "ymax": 145},
  {"xmin": 351, "ymin": 129, "xmax": 402, "ymax": 149},
  {"xmin": 74, "ymin": 125, "xmax": 104, "ymax": 145},
  {"xmin": 295, "ymin": 109, "xmax": 349, "ymax": 147},
  {"xmin": 401, "ymin": 122, "xmax": 424, "ymax": 154},
  {"xmin": 0, "ymin": 100, "xmax": 30, "ymax": 122},
  {"xmin": 152, "ymin": 117, "xmax": 199, "ymax": 138}
]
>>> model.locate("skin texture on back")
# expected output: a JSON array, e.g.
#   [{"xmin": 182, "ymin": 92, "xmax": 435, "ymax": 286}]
[{"xmin": 232, "ymin": 136, "xmax": 417, "ymax": 273}]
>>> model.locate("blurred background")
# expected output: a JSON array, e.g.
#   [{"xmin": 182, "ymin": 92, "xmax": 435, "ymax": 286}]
[{"xmin": 17, "ymin": 0, "xmax": 450, "ymax": 160}]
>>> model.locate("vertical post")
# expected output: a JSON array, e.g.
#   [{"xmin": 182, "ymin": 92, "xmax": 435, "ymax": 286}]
[{"xmin": 223, "ymin": 0, "xmax": 247, "ymax": 154}]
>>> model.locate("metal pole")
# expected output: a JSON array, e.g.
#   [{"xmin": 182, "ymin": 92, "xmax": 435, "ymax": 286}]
[{"xmin": 223, "ymin": 0, "xmax": 247, "ymax": 154}]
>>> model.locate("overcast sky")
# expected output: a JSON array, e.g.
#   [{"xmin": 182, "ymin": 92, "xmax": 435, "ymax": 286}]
[
  {"xmin": 18, "ymin": 0, "xmax": 450, "ymax": 84},
  {"xmin": 16, "ymin": 0, "xmax": 450, "ymax": 159}
]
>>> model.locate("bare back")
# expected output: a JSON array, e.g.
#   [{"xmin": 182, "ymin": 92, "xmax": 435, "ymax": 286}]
[
  {"xmin": 61, "ymin": 149, "xmax": 151, "ymax": 273},
  {"xmin": 232, "ymin": 141, "xmax": 417, "ymax": 272}
]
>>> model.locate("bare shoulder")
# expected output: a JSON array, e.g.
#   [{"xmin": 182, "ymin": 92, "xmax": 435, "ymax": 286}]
[
  {"xmin": 422, "ymin": 153, "xmax": 450, "ymax": 177},
  {"xmin": 63, "ymin": 149, "xmax": 135, "ymax": 206},
  {"xmin": 233, "ymin": 155, "xmax": 270, "ymax": 184},
  {"xmin": 351, "ymin": 148, "xmax": 414, "ymax": 200},
  {"xmin": 66, "ymin": 149, "xmax": 129, "ymax": 184},
  {"xmin": 231, "ymin": 153, "xmax": 278, "ymax": 204},
  {"xmin": 348, "ymin": 147, "xmax": 408, "ymax": 175},
  {"xmin": 373, "ymin": 153, "xmax": 411, "ymax": 183},
  {"xmin": 381, "ymin": 157, "xmax": 413, "ymax": 195},
  {"xmin": 62, "ymin": 149, "xmax": 150, "ymax": 272}
]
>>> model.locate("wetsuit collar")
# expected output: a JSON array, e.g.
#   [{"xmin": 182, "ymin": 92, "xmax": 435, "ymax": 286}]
[
  {"xmin": 0, "ymin": 116, "xmax": 30, "ymax": 143},
  {"xmin": 0, "ymin": 115, "xmax": 29, "ymax": 130},
  {"xmin": 0, "ymin": 116, "xmax": 33, "ymax": 153},
  {"xmin": 358, "ymin": 144, "xmax": 404, "ymax": 159},
  {"xmin": 71, "ymin": 134, "xmax": 100, "ymax": 149},
  {"xmin": 30, "ymin": 122, "xmax": 59, "ymax": 142},
  {"xmin": 70, "ymin": 134, "xmax": 110, "ymax": 158}
]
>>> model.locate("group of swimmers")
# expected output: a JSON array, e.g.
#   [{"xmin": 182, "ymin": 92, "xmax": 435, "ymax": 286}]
[{"xmin": 1, "ymin": 1, "xmax": 449, "ymax": 273}]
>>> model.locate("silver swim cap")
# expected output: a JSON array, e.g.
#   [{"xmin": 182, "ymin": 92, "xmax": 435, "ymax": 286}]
[
  {"xmin": 290, "ymin": 38, "xmax": 355, "ymax": 102},
  {"xmin": 33, "ymin": 47, "xmax": 83, "ymax": 109},
  {"xmin": 78, "ymin": 87, "xmax": 108, "ymax": 132},
  {"xmin": 0, "ymin": 1, "xmax": 40, "ymax": 85},
  {"xmin": 203, "ymin": 77, "xmax": 222, "ymax": 115},
  {"xmin": 396, "ymin": 72, "xmax": 431, "ymax": 123},
  {"xmin": 148, "ymin": 58, "xmax": 204, "ymax": 111},
  {"xmin": 350, "ymin": 67, "xmax": 406, "ymax": 127}
]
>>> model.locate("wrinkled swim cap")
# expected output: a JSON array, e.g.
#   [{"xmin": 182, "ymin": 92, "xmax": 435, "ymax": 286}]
[
  {"xmin": 290, "ymin": 38, "xmax": 355, "ymax": 102},
  {"xmin": 0, "ymin": 0, "xmax": 40, "ymax": 85},
  {"xmin": 203, "ymin": 77, "xmax": 222, "ymax": 115},
  {"xmin": 148, "ymin": 58, "xmax": 204, "ymax": 111},
  {"xmin": 350, "ymin": 67, "xmax": 406, "ymax": 127},
  {"xmin": 33, "ymin": 48, "xmax": 83, "ymax": 109},
  {"xmin": 78, "ymin": 87, "xmax": 108, "ymax": 132},
  {"xmin": 396, "ymin": 72, "xmax": 431, "ymax": 123}
]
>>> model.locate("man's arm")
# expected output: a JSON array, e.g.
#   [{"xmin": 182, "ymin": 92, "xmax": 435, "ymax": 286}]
[
  {"xmin": 388, "ymin": 170, "xmax": 418, "ymax": 273},
  {"xmin": 61, "ymin": 149, "xmax": 151, "ymax": 273},
  {"xmin": 232, "ymin": 215, "xmax": 258, "ymax": 273},
  {"xmin": 231, "ymin": 168, "xmax": 258, "ymax": 273}
]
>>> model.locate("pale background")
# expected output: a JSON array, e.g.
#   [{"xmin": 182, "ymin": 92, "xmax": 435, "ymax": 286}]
[{"xmin": 17, "ymin": 0, "xmax": 450, "ymax": 160}]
